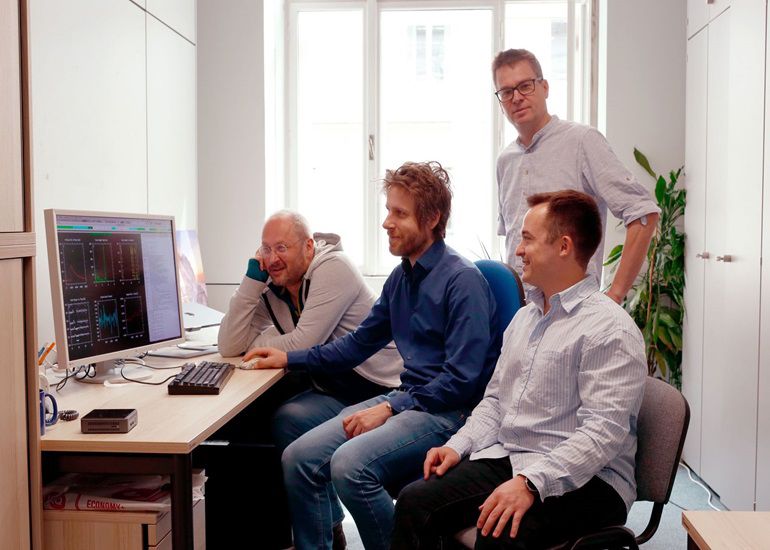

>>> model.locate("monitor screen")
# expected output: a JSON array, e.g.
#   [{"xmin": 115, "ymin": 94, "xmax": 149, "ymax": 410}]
[{"xmin": 45, "ymin": 209, "xmax": 185, "ymax": 378}]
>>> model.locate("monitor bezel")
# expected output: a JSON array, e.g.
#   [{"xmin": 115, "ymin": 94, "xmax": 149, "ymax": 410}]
[{"xmin": 44, "ymin": 208, "xmax": 187, "ymax": 371}]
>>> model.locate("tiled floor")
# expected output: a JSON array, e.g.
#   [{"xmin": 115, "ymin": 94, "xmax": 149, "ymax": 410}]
[{"xmin": 341, "ymin": 463, "xmax": 727, "ymax": 549}]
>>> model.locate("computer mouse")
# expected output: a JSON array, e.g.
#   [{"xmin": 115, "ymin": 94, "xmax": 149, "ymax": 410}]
[{"xmin": 238, "ymin": 357, "xmax": 260, "ymax": 370}]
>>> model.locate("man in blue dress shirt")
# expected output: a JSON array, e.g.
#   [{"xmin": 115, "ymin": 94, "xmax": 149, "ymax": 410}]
[
  {"xmin": 245, "ymin": 161, "xmax": 501, "ymax": 550},
  {"xmin": 391, "ymin": 190, "xmax": 647, "ymax": 549}
]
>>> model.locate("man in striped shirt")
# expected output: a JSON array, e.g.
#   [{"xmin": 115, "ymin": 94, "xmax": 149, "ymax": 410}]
[{"xmin": 391, "ymin": 190, "xmax": 647, "ymax": 549}]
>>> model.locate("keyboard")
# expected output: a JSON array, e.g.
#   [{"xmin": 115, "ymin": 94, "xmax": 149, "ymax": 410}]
[{"xmin": 168, "ymin": 361, "xmax": 235, "ymax": 395}]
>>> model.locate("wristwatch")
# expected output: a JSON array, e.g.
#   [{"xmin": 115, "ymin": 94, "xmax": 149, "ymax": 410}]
[{"xmin": 519, "ymin": 475, "xmax": 539, "ymax": 497}]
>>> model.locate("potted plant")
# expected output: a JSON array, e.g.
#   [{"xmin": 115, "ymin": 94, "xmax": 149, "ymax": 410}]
[{"xmin": 604, "ymin": 149, "xmax": 685, "ymax": 388}]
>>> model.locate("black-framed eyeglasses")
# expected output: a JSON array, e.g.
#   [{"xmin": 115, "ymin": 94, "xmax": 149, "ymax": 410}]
[{"xmin": 494, "ymin": 78, "xmax": 543, "ymax": 103}]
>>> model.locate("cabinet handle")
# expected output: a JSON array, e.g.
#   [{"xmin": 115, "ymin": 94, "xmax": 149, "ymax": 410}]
[
  {"xmin": 716, "ymin": 255, "xmax": 732, "ymax": 262},
  {"xmin": 696, "ymin": 252, "xmax": 710, "ymax": 259}
]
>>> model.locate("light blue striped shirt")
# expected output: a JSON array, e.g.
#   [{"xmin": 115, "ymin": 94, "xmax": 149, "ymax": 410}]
[
  {"xmin": 445, "ymin": 276, "xmax": 646, "ymax": 510},
  {"xmin": 496, "ymin": 116, "xmax": 660, "ymax": 280}
]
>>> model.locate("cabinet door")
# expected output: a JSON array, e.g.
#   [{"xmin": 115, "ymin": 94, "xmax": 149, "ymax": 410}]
[
  {"xmin": 0, "ymin": 259, "xmax": 31, "ymax": 550},
  {"xmin": 681, "ymin": 29, "xmax": 708, "ymax": 471},
  {"xmin": 147, "ymin": 14, "xmax": 197, "ymax": 230},
  {"xmin": 756, "ymin": 1, "xmax": 770, "ymax": 513},
  {"xmin": 687, "ymin": 0, "xmax": 709, "ymax": 38},
  {"xmin": 701, "ymin": 2, "xmax": 764, "ymax": 511},
  {"xmin": 709, "ymin": 0, "xmax": 731, "ymax": 21},
  {"xmin": 0, "ymin": 0, "xmax": 24, "ymax": 232}
]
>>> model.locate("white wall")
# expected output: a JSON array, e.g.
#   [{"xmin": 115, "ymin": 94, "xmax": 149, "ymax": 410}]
[
  {"xmin": 197, "ymin": 0, "xmax": 266, "ymax": 311},
  {"xmin": 599, "ymin": 0, "xmax": 686, "ymax": 272},
  {"xmin": 30, "ymin": 0, "xmax": 197, "ymax": 343}
]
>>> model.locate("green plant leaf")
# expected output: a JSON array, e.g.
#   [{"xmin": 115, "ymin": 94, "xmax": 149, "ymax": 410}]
[
  {"xmin": 655, "ymin": 176, "xmax": 666, "ymax": 205},
  {"xmin": 611, "ymin": 149, "xmax": 685, "ymax": 387},
  {"xmin": 634, "ymin": 148, "xmax": 656, "ymax": 179},
  {"xmin": 603, "ymin": 244, "xmax": 624, "ymax": 266}
]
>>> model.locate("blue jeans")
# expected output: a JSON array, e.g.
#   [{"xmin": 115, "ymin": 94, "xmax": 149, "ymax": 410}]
[
  {"xmin": 281, "ymin": 394, "xmax": 468, "ymax": 550},
  {"xmin": 272, "ymin": 389, "xmax": 353, "ymax": 528}
]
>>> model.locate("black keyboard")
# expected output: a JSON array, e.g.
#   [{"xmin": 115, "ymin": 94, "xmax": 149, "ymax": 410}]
[{"xmin": 168, "ymin": 361, "xmax": 235, "ymax": 395}]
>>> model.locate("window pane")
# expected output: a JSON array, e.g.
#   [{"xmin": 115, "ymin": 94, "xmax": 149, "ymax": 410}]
[
  {"xmin": 379, "ymin": 9, "xmax": 493, "ymax": 270},
  {"xmin": 295, "ymin": 10, "xmax": 364, "ymax": 263}
]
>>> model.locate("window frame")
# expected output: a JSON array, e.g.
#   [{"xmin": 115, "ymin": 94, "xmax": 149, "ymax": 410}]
[{"xmin": 282, "ymin": 0, "xmax": 596, "ymax": 275}]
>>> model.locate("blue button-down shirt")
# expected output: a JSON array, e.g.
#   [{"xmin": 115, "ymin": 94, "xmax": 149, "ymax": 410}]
[{"xmin": 287, "ymin": 240, "xmax": 501, "ymax": 414}]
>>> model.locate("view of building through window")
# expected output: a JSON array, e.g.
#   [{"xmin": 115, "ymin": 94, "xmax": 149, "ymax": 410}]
[{"xmin": 286, "ymin": 1, "xmax": 592, "ymax": 274}]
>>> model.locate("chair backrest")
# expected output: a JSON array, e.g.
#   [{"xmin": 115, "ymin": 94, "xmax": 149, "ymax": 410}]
[
  {"xmin": 635, "ymin": 377, "xmax": 690, "ymax": 504},
  {"xmin": 474, "ymin": 259, "xmax": 526, "ymax": 331}
]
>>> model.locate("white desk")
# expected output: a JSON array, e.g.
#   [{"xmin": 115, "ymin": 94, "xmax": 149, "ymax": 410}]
[{"xmin": 41, "ymin": 354, "xmax": 284, "ymax": 550}]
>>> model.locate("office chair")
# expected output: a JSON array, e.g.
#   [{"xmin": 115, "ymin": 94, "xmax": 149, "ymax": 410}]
[
  {"xmin": 474, "ymin": 259, "xmax": 526, "ymax": 332},
  {"xmin": 454, "ymin": 377, "xmax": 690, "ymax": 550}
]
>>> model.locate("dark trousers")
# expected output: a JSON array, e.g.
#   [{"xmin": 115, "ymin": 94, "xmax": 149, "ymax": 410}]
[{"xmin": 391, "ymin": 457, "xmax": 627, "ymax": 550}]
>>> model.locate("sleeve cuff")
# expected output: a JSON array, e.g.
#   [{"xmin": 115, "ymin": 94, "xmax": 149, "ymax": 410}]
[
  {"xmin": 518, "ymin": 468, "xmax": 545, "ymax": 499},
  {"xmin": 286, "ymin": 349, "xmax": 309, "ymax": 372},
  {"xmin": 387, "ymin": 390, "xmax": 415, "ymax": 413},
  {"xmin": 246, "ymin": 258, "xmax": 269, "ymax": 282},
  {"xmin": 445, "ymin": 433, "xmax": 472, "ymax": 459}
]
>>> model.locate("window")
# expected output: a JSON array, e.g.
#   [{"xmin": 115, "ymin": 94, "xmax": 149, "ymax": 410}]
[{"xmin": 283, "ymin": 0, "xmax": 594, "ymax": 274}]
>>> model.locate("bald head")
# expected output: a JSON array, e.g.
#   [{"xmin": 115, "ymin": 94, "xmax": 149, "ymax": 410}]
[{"xmin": 265, "ymin": 210, "xmax": 312, "ymax": 241}]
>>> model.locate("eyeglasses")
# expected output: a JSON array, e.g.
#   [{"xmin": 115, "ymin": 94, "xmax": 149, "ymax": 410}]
[
  {"xmin": 258, "ymin": 242, "xmax": 296, "ymax": 257},
  {"xmin": 494, "ymin": 78, "xmax": 543, "ymax": 103}
]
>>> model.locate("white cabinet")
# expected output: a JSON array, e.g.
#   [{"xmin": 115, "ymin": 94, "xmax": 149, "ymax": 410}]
[
  {"xmin": 684, "ymin": 0, "xmax": 768, "ymax": 511},
  {"xmin": 682, "ymin": 27, "xmax": 707, "ymax": 471},
  {"xmin": 757, "ymin": 4, "xmax": 770, "ymax": 512},
  {"xmin": 30, "ymin": 0, "xmax": 197, "ymax": 343},
  {"xmin": 687, "ymin": 0, "xmax": 709, "ymax": 38},
  {"xmin": 146, "ymin": 0, "xmax": 196, "ymax": 43},
  {"xmin": 687, "ymin": 0, "xmax": 731, "ymax": 38},
  {"xmin": 147, "ymin": 15, "xmax": 197, "ymax": 230}
]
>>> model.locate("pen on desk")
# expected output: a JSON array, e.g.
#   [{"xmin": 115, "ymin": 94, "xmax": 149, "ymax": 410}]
[{"xmin": 38, "ymin": 342, "xmax": 56, "ymax": 366}]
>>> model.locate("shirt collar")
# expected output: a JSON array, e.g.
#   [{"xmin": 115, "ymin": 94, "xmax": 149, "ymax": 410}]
[
  {"xmin": 516, "ymin": 114, "xmax": 560, "ymax": 151},
  {"xmin": 401, "ymin": 239, "xmax": 445, "ymax": 279},
  {"xmin": 528, "ymin": 275, "xmax": 598, "ymax": 314}
]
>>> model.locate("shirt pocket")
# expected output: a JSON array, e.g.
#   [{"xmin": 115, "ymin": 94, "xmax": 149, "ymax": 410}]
[{"xmin": 528, "ymin": 349, "xmax": 579, "ymax": 412}]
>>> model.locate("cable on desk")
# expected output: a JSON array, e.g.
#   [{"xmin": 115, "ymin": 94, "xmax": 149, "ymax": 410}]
[
  {"xmin": 120, "ymin": 365, "xmax": 180, "ymax": 385},
  {"xmin": 55, "ymin": 365, "xmax": 90, "ymax": 391}
]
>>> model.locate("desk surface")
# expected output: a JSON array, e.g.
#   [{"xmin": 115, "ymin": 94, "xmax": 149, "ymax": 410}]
[
  {"xmin": 682, "ymin": 511, "xmax": 770, "ymax": 550},
  {"xmin": 40, "ymin": 354, "xmax": 284, "ymax": 455}
]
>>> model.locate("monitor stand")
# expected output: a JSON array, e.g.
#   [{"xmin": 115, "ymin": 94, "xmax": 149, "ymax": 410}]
[{"xmin": 77, "ymin": 360, "xmax": 153, "ymax": 384}]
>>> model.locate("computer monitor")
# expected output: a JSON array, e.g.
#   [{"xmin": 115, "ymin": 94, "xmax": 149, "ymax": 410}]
[{"xmin": 44, "ymin": 209, "xmax": 186, "ymax": 383}]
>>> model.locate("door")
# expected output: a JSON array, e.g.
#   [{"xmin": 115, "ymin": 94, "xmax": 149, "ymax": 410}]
[{"xmin": 700, "ymin": 2, "xmax": 765, "ymax": 511}]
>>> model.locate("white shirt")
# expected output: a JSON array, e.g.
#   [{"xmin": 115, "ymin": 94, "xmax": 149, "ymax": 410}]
[
  {"xmin": 445, "ymin": 276, "xmax": 647, "ymax": 510},
  {"xmin": 497, "ymin": 116, "xmax": 660, "ymax": 279}
]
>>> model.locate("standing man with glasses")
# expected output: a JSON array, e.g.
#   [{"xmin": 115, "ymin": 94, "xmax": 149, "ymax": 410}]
[
  {"xmin": 217, "ymin": 210, "xmax": 403, "ymax": 549},
  {"xmin": 493, "ymin": 48, "xmax": 659, "ymax": 303}
]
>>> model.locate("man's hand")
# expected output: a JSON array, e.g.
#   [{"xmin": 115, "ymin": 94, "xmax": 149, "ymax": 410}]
[
  {"xmin": 477, "ymin": 475, "xmax": 535, "ymax": 539},
  {"xmin": 342, "ymin": 402, "xmax": 392, "ymax": 439},
  {"xmin": 243, "ymin": 347, "xmax": 288, "ymax": 369},
  {"xmin": 254, "ymin": 250, "xmax": 267, "ymax": 272},
  {"xmin": 422, "ymin": 447, "xmax": 461, "ymax": 479}
]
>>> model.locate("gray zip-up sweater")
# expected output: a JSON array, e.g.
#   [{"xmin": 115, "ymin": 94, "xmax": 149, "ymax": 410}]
[{"xmin": 218, "ymin": 233, "xmax": 403, "ymax": 388}]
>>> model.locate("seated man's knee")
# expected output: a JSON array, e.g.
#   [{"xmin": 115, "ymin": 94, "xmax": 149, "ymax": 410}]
[
  {"xmin": 395, "ymin": 478, "xmax": 428, "ymax": 514},
  {"xmin": 281, "ymin": 435, "xmax": 314, "ymax": 476},
  {"xmin": 329, "ymin": 444, "xmax": 376, "ymax": 496}
]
